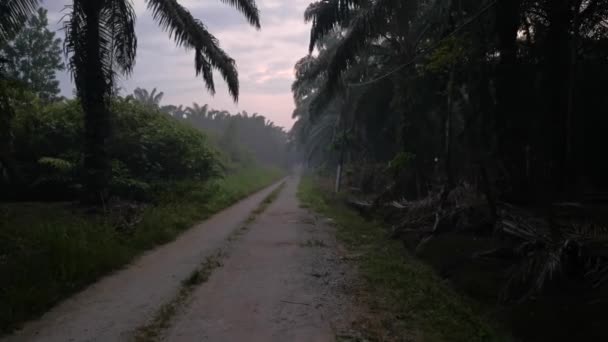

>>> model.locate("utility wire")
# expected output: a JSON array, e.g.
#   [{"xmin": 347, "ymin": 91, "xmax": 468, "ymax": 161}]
[{"xmin": 348, "ymin": 0, "xmax": 499, "ymax": 88}]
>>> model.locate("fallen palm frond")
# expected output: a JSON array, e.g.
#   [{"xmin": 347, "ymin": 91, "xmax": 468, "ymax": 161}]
[{"xmin": 490, "ymin": 206, "xmax": 608, "ymax": 300}]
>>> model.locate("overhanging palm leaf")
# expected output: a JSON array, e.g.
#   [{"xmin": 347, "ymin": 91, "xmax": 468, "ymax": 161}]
[
  {"xmin": 219, "ymin": 0, "xmax": 260, "ymax": 28},
  {"xmin": 104, "ymin": 0, "xmax": 137, "ymax": 76},
  {"xmin": 0, "ymin": 0, "xmax": 39, "ymax": 42},
  {"xmin": 326, "ymin": 0, "xmax": 396, "ymax": 90},
  {"xmin": 305, "ymin": 0, "xmax": 361, "ymax": 52},
  {"xmin": 146, "ymin": 0, "xmax": 260, "ymax": 101}
]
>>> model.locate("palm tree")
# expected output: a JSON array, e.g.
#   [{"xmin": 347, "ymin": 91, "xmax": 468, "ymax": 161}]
[
  {"xmin": 187, "ymin": 102, "xmax": 209, "ymax": 118},
  {"xmin": 130, "ymin": 87, "xmax": 165, "ymax": 107},
  {"xmin": 63, "ymin": 0, "xmax": 260, "ymax": 203}
]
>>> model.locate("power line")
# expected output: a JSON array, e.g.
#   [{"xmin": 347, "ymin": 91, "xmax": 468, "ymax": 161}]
[{"xmin": 348, "ymin": 0, "xmax": 498, "ymax": 88}]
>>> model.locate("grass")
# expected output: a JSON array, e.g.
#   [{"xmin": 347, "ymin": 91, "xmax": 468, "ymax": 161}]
[
  {"xmin": 299, "ymin": 238, "xmax": 328, "ymax": 248},
  {"xmin": 133, "ymin": 181, "xmax": 285, "ymax": 342},
  {"xmin": 133, "ymin": 252, "xmax": 225, "ymax": 342},
  {"xmin": 297, "ymin": 176, "xmax": 507, "ymax": 342},
  {"xmin": 245, "ymin": 181, "xmax": 285, "ymax": 224},
  {"xmin": 0, "ymin": 167, "xmax": 283, "ymax": 334}
]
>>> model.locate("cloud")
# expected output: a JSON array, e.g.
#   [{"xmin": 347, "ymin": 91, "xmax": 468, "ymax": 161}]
[{"xmin": 45, "ymin": 0, "xmax": 313, "ymax": 129}]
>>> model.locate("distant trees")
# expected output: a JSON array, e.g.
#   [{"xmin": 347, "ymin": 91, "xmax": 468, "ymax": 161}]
[
  {"xmin": 186, "ymin": 102, "xmax": 209, "ymax": 118},
  {"xmin": 126, "ymin": 87, "xmax": 289, "ymax": 170},
  {"xmin": 128, "ymin": 87, "xmax": 164, "ymax": 108},
  {"xmin": 180, "ymin": 104, "xmax": 289, "ymax": 169},
  {"xmin": 0, "ymin": 7, "xmax": 64, "ymax": 102}
]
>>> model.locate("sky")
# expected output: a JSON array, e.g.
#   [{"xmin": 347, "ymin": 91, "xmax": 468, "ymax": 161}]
[{"xmin": 44, "ymin": 0, "xmax": 313, "ymax": 129}]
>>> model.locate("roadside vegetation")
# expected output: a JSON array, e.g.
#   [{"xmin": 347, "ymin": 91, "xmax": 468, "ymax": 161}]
[
  {"xmin": 298, "ymin": 176, "xmax": 506, "ymax": 342},
  {"xmin": 0, "ymin": 167, "xmax": 282, "ymax": 333},
  {"xmin": 0, "ymin": 0, "xmax": 290, "ymax": 334}
]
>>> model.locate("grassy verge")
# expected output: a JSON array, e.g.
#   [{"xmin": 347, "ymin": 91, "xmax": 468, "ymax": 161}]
[
  {"xmin": 297, "ymin": 176, "xmax": 507, "ymax": 342},
  {"xmin": 0, "ymin": 167, "xmax": 283, "ymax": 334}
]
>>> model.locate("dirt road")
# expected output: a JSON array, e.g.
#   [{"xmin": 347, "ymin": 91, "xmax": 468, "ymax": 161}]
[{"xmin": 5, "ymin": 175, "xmax": 358, "ymax": 341}]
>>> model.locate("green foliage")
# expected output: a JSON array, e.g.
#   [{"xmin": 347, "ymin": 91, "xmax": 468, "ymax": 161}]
[
  {"xmin": 298, "ymin": 176, "xmax": 506, "ymax": 342},
  {"xmin": 386, "ymin": 151, "xmax": 416, "ymax": 176},
  {"xmin": 0, "ymin": 167, "xmax": 282, "ymax": 333},
  {"xmin": 38, "ymin": 157, "xmax": 74, "ymax": 172},
  {"xmin": 425, "ymin": 36, "xmax": 469, "ymax": 73},
  {"xmin": 0, "ymin": 7, "xmax": 64, "ymax": 101},
  {"xmin": 6, "ymin": 97, "xmax": 220, "ymax": 200}
]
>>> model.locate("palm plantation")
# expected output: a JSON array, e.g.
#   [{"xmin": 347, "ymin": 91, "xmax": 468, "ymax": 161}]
[{"xmin": 293, "ymin": 0, "xmax": 608, "ymax": 340}]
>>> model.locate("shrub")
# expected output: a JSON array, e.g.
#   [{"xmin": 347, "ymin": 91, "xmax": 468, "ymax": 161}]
[{"xmin": 6, "ymin": 97, "xmax": 221, "ymax": 200}]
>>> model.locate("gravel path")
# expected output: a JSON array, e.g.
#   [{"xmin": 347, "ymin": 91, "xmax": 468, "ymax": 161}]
[
  {"xmin": 4, "ymin": 175, "xmax": 360, "ymax": 342},
  {"xmin": 163, "ymin": 175, "xmax": 358, "ymax": 342},
  {"xmin": 3, "ymin": 181, "xmax": 285, "ymax": 342}
]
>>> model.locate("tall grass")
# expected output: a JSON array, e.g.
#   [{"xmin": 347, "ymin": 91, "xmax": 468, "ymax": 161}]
[{"xmin": 0, "ymin": 167, "xmax": 283, "ymax": 334}]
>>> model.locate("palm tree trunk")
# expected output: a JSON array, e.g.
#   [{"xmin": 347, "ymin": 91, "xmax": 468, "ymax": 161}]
[
  {"xmin": 81, "ymin": 2, "xmax": 111, "ymax": 204},
  {"xmin": 439, "ymin": 68, "xmax": 456, "ymax": 209},
  {"xmin": 565, "ymin": 0, "xmax": 582, "ymax": 195},
  {"xmin": 495, "ymin": 0, "xmax": 523, "ymax": 199},
  {"xmin": 543, "ymin": 0, "xmax": 574, "ymax": 198}
]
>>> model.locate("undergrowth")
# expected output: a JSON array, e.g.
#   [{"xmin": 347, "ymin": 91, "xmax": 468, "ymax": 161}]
[
  {"xmin": 297, "ymin": 175, "xmax": 508, "ymax": 342},
  {"xmin": 0, "ymin": 167, "xmax": 282, "ymax": 334}
]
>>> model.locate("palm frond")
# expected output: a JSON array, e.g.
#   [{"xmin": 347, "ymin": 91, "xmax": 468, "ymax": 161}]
[
  {"xmin": 152, "ymin": 88, "xmax": 164, "ymax": 103},
  {"xmin": 146, "ymin": 0, "xmax": 240, "ymax": 100},
  {"xmin": 0, "ymin": 0, "xmax": 39, "ymax": 42},
  {"xmin": 496, "ymin": 210, "xmax": 608, "ymax": 300},
  {"xmin": 219, "ymin": 0, "xmax": 261, "ymax": 29},
  {"xmin": 323, "ymin": 0, "xmax": 396, "ymax": 91},
  {"xmin": 102, "ymin": 0, "xmax": 137, "ymax": 76},
  {"xmin": 304, "ymin": 0, "xmax": 361, "ymax": 52}
]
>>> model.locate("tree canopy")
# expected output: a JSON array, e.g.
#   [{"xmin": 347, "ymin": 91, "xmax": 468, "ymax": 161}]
[{"xmin": 0, "ymin": 7, "xmax": 64, "ymax": 102}]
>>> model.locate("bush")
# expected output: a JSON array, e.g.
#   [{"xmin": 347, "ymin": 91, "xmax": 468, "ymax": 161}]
[{"xmin": 6, "ymin": 96, "xmax": 221, "ymax": 200}]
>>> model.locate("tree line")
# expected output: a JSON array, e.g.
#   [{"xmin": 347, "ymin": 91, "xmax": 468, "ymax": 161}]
[
  {"xmin": 293, "ymin": 0, "xmax": 608, "ymax": 202},
  {"xmin": 128, "ymin": 86, "xmax": 289, "ymax": 170}
]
